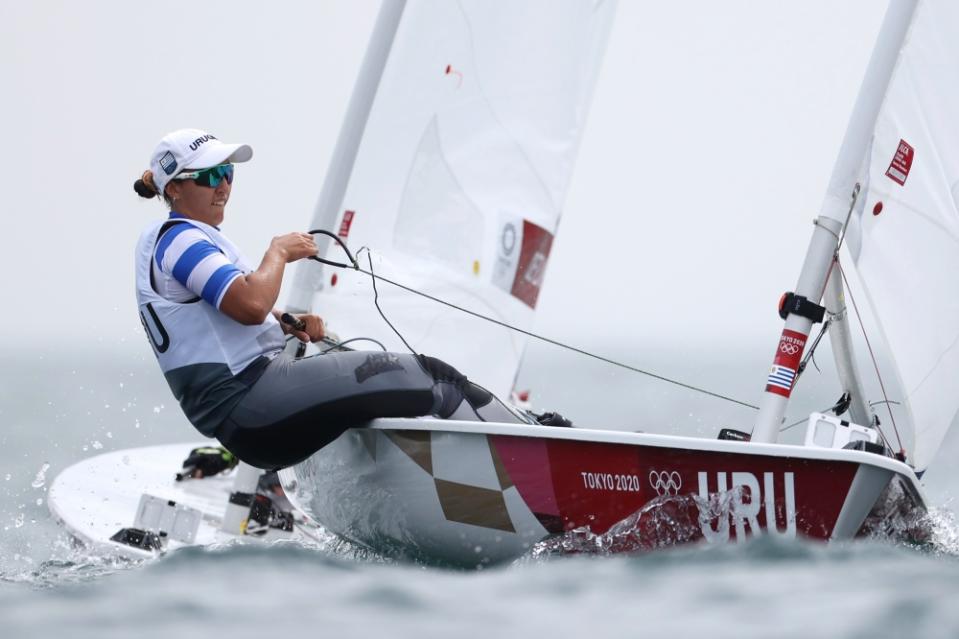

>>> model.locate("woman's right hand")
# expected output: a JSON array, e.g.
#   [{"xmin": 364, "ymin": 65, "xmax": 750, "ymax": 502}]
[
  {"xmin": 270, "ymin": 232, "xmax": 318, "ymax": 263},
  {"xmin": 221, "ymin": 232, "xmax": 319, "ymax": 326}
]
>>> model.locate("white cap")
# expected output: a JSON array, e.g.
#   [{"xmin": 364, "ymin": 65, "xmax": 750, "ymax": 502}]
[{"xmin": 149, "ymin": 128, "xmax": 253, "ymax": 197}]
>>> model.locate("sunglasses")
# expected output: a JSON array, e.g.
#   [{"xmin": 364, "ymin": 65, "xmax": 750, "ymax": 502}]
[{"xmin": 173, "ymin": 163, "xmax": 235, "ymax": 188}]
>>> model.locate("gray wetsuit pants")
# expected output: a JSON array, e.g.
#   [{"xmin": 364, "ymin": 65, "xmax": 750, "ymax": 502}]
[{"xmin": 215, "ymin": 351, "xmax": 525, "ymax": 469}]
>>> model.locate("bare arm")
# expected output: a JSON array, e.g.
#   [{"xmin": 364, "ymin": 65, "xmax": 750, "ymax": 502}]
[{"xmin": 219, "ymin": 232, "xmax": 317, "ymax": 325}]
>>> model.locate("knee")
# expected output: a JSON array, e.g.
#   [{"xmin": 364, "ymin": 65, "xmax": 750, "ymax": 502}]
[{"xmin": 416, "ymin": 354, "xmax": 466, "ymax": 386}]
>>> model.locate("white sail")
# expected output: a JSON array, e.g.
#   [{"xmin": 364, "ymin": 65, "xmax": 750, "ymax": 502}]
[
  {"xmin": 845, "ymin": 0, "xmax": 959, "ymax": 471},
  {"xmin": 297, "ymin": 0, "xmax": 616, "ymax": 397}
]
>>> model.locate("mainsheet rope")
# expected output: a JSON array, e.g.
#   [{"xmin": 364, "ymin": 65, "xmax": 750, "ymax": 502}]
[{"xmin": 305, "ymin": 229, "xmax": 761, "ymax": 412}]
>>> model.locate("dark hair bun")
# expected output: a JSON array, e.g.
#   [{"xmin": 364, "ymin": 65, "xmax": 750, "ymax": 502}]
[
  {"xmin": 134, "ymin": 170, "xmax": 160, "ymax": 199},
  {"xmin": 133, "ymin": 178, "xmax": 158, "ymax": 199}
]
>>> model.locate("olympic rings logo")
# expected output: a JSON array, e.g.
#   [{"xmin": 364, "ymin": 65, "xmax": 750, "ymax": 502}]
[
  {"xmin": 500, "ymin": 223, "xmax": 517, "ymax": 255},
  {"xmin": 648, "ymin": 470, "xmax": 682, "ymax": 496},
  {"xmin": 779, "ymin": 343, "xmax": 800, "ymax": 355}
]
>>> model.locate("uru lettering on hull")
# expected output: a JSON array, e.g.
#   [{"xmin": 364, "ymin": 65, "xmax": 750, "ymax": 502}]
[{"xmin": 697, "ymin": 471, "xmax": 796, "ymax": 542}]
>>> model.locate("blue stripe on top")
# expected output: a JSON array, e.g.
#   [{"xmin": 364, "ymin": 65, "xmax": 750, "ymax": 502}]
[
  {"xmin": 155, "ymin": 223, "xmax": 192, "ymax": 267},
  {"xmin": 154, "ymin": 218, "xmax": 243, "ymax": 308},
  {"xmin": 171, "ymin": 241, "xmax": 223, "ymax": 284},
  {"xmin": 202, "ymin": 265, "xmax": 243, "ymax": 308}
]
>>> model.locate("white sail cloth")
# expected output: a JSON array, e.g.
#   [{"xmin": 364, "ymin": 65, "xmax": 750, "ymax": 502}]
[
  {"xmin": 845, "ymin": 0, "xmax": 959, "ymax": 472},
  {"xmin": 298, "ymin": 1, "xmax": 615, "ymax": 397}
]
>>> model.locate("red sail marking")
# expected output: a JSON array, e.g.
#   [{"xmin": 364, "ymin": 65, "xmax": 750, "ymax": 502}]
[
  {"xmin": 510, "ymin": 220, "xmax": 553, "ymax": 308},
  {"xmin": 885, "ymin": 139, "xmax": 914, "ymax": 186},
  {"xmin": 445, "ymin": 64, "xmax": 463, "ymax": 88},
  {"xmin": 338, "ymin": 210, "xmax": 355, "ymax": 239}
]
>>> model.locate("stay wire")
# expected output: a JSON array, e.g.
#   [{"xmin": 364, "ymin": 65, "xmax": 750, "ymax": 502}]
[
  {"xmin": 311, "ymin": 233, "xmax": 760, "ymax": 412},
  {"xmin": 795, "ymin": 317, "xmax": 831, "ymax": 382},
  {"xmin": 816, "ymin": 180, "xmax": 904, "ymax": 455},
  {"xmin": 836, "ymin": 259, "xmax": 904, "ymax": 453}
]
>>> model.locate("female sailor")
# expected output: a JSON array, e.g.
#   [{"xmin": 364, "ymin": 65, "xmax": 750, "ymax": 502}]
[{"xmin": 133, "ymin": 128, "xmax": 518, "ymax": 470}]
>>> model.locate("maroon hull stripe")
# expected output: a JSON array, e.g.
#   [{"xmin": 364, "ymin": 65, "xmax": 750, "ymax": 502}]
[{"xmin": 492, "ymin": 435, "xmax": 857, "ymax": 541}]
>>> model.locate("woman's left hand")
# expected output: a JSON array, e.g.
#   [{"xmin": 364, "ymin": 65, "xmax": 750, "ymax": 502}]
[{"xmin": 281, "ymin": 313, "xmax": 326, "ymax": 343}]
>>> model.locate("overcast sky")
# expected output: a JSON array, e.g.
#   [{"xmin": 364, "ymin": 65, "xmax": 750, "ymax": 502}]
[{"xmin": 0, "ymin": 1, "xmax": 887, "ymax": 356}]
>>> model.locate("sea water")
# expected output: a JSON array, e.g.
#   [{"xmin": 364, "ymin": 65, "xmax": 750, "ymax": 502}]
[{"xmin": 3, "ymin": 341, "xmax": 959, "ymax": 638}]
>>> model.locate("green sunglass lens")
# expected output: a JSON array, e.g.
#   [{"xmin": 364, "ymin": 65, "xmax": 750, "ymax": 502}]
[{"xmin": 194, "ymin": 165, "xmax": 234, "ymax": 187}]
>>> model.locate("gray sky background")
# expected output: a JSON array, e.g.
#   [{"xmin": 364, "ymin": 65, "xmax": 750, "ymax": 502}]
[{"xmin": 0, "ymin": 1, "xmax": 886, "ymax": 356}]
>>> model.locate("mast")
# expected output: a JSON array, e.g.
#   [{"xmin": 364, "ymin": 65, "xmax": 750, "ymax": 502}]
[
  {"xmin": 751, "ymin": 0, "xmax": 918, "ymax": 444},
  {"xmin": 286, "ymin": 0, "xmax": 407, "ymax": 315}
]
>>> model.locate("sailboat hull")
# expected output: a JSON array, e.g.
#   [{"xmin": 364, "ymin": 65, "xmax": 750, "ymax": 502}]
[{"xmin": 279, "ymin": 419, "xmax": 927, "ymax": 567}]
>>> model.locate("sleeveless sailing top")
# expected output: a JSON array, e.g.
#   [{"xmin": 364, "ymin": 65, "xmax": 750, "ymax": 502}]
[{"xmin": 135, "ymin": 216, "xmax": 285, "ymax": 436}]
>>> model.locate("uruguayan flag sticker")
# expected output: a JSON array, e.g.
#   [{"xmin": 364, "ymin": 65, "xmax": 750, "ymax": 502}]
[
  {"xmin": 159, "ymin": 151, "xmax": 178, "ymax": 175},
  {"xmin": 767, "ymin": 364, "xmax": 796, "ymax": 391}
]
